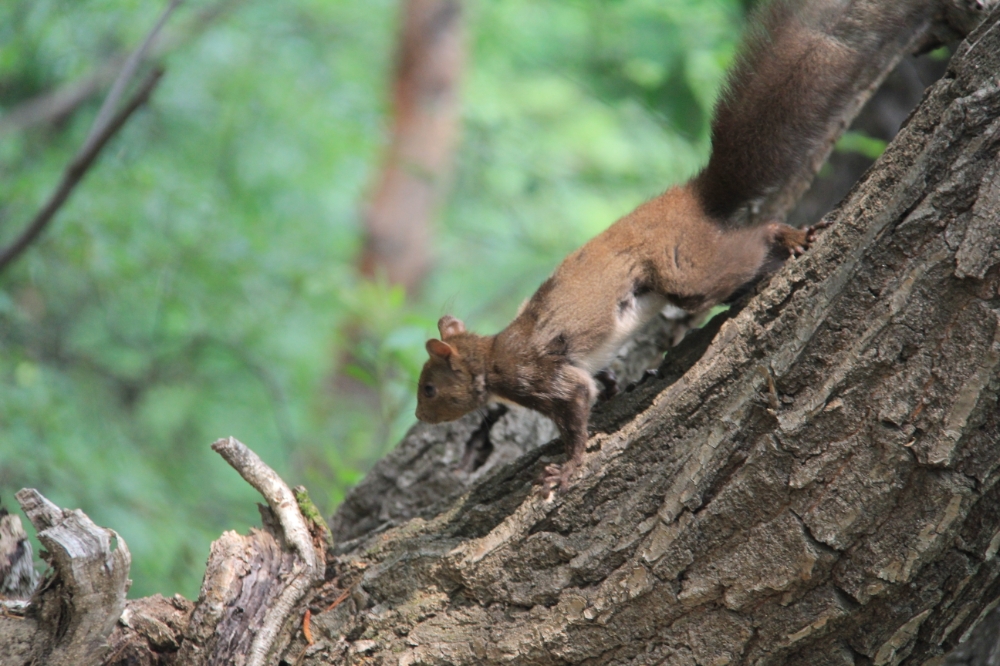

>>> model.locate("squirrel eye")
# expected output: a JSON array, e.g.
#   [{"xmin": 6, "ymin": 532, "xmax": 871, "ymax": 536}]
[{"xmin": 422, "ymin": 384, "xmax": 437, "ymax": 398}]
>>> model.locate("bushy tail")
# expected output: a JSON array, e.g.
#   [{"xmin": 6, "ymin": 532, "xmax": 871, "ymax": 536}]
[{"xmin": 692, "ymin": 0, "xmax": 931, "ymax": 224}]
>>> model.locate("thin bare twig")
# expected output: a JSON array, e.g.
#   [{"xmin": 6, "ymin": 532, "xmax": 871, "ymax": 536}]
[
  {"xmin": 211, "ymin": 436, "xmax": 320, "ymax": 569},
  {"xmin": 0, "ymin": 68, "xmax": 163, "ymax": 274},
  {"xmin": 84, "ymin": 0, "xmax": 183, "ymax": 154},
  {"xmin": 0, "ymin": 0, "xmax": 187, "ymax": 274},
  {"xmin": 0, "ymin": 0, "xmax": 243, "ymax": 139},
  {"xmin": 324, "ymin": 587, "xmax": 352, "ymax": 612},
  {"xmin": 0, "ymin": 72, "xmax": 111, "ymax": 139}
]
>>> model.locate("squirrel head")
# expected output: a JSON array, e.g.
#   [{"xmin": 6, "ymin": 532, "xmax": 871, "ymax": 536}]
[{"xmin": 415, "ymin": 315, "xmax": 489, "ymax": 424}]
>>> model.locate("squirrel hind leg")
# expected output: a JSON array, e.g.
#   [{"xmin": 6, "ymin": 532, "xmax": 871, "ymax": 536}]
[{"xmin": 536, "ymin": 461, "xmax": 581, "ymax": 498}]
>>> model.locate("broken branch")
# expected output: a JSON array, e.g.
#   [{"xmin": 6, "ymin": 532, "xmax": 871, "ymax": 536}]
[{"xmin": 210, "ymin": 436, "xmax": 324, "ymax": 666}]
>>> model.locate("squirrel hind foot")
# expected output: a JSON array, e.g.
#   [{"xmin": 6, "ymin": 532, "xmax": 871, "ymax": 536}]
[
  {"xmin": 768, "ymin": 218, "xmax": 834, "ymax": 259},
  {"xmin": 767, "ymin": 222, "xmax": 809, "ymax": 258}
]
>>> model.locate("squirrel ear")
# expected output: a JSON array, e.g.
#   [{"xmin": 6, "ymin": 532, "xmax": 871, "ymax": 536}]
[
  {"xmin": 438, "ymin": 315, "xmax": 466, "ymax": 339},
  {"xmin": 426, "ymin": 338, "xmax": 454, "ymax": 360}
]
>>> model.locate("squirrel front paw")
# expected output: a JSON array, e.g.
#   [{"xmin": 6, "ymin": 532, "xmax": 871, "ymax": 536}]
[
  {"xmin": 535, "ymin": 460, "xmax": 580, "ymax": 497},
  {"xmin": 804, "ymin": 217, "xmax": 833, "ymax": 245}
]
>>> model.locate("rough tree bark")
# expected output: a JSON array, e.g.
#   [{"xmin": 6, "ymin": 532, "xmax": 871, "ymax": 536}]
[{"xmin": 2, "ymin": 2, "xmax": 999, "ymax": 665}]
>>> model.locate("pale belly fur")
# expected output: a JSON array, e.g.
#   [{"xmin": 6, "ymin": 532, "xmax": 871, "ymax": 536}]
[{"xmin": 574, "ymin": 291, "xmax": 668, "ymax": 375}]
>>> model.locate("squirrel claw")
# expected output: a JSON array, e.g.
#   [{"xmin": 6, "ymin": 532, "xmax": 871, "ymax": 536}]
[
  {"xmin": 534, "ymin": 462, "xmax": 579, "ymax": 497},
  {"xmin": 779, "ymin": 218, "xmax": 832, "ymax": 258},
  {"xmin": 805, "ymin": 218, "xmax": 833, "ymax": 244}
]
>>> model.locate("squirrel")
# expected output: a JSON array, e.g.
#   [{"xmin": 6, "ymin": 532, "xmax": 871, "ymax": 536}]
[{"xmin": 415, "ymin": 0, "xmax": 929, "ymax": 493}]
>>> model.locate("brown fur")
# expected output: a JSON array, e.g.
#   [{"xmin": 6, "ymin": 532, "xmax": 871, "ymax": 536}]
[
  {"xmin": 695, "ymin": 0, "xmax": 932, "ymax": 222},
  {"xmin": 416, "ymin": 0, "xmax": 920, "ymax": 493}
]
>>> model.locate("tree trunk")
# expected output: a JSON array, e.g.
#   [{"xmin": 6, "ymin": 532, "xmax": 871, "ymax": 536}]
[
  {"xmin": 2, "ymin": 3, "xmax": 999, "ymax": 665},
  {"xmin": 317, "ymin": 10, "xmax": 1000, "ymax": 662},
  {"xmin": 358, "ymin": 0, "xmax": 464, "ymax": 294}
]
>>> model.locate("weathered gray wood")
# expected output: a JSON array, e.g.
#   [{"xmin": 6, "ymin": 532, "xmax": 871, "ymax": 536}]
[
  {"xmin": 104, "ymin": 594, "xmax": 193, "ymax": 664},
  {"xmin": 0, "ymin": 507, "xmax": 38, "ymax": 601},
  {"xmin": 12, "ymin": 489, "xmax": 131, "ymax": 666},
  {"xmin": 0, "ymin": 440, "xmax": 329, "ymax": 666},
  {"xmin": 177, "ymin": 437, "xmax": 327, "ymax": 666},
  {"xmin": 178, "ymin": 525, "xmax": 306, "ymax": 666},
  {"xmin": 0, "ymin": 506, "xmax": 38, "ymax": 666}
]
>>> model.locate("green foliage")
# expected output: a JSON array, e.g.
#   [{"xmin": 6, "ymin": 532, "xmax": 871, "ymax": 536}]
[
  {"xmin": 927, "ymin": 45, "xmax": 951, "ymax": 61},
  {"xmin": 0, "ymin": 0, "xmax": 742, "ymax": 597},
  {"xmin": 835, "ymin": 130, "xmax": 889, "ymax": 160}
]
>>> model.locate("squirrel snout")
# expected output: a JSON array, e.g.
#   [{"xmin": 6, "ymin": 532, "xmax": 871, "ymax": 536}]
[{"xmin": 415, "ymin": 405, "xmax": 439, "ymax": 424}]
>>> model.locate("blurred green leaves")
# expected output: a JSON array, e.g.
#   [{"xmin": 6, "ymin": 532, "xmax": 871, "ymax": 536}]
[
  {"xmin": 0, "ymin": 0, "xmax": 742, "ymax": 597},
  {"xmin": 835, "ymin": 130, "xmax": 889, "ymax": 161}
]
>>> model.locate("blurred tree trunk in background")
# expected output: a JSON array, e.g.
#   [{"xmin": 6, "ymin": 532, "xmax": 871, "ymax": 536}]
[
  {"xmin": 358, "ymin": 0, "xmax": 464, "ymax": 294},
  {"xmin": 330, "ymin": 0, "xmax": 464, "ymax": 424}
]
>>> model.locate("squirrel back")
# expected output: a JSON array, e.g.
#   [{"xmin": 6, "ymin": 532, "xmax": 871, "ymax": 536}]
[{"xmin": 693, "ymin": 0, "xmax": 931, "ymax": 224}]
